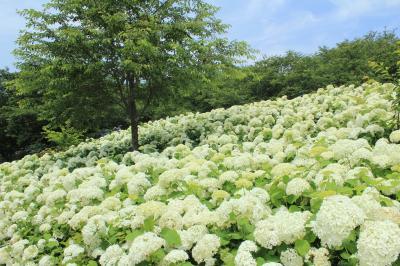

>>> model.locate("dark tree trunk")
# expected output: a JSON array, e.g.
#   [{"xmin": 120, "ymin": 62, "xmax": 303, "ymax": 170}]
[{"xmin": 128, "ymin": 77, "xmax": 139, "ymax": 151}]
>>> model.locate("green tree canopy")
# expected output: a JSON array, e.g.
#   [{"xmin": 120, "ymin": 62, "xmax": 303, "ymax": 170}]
[{"xmin": 14, "ymin": 0, "xmax": 251, "ymax": 150}]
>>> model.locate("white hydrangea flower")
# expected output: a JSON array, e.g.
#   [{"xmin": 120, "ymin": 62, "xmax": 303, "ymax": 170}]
[
  {"xmin": 63, "ymin": 244, "xmax": 85, "ymax": 264},
  {"xmin": 128, "ymin": 232, "xmax": 166, "ymax": 265},
  {"xmin": 82, "ymin": 215, "xmax": 107, "ymax": 249},
  {"xmin": 159, "ymin": 210, "xmax": 183, "ymax": 230},
  {"xmin": 312, "ymin": 195, "xmax": 365, "ymax": 248},
  {"xmin": 330, "ymin": 139, "xmax": 370, "ymax": 160},
  {"xmin": 99, "ymin": 245, "xmax": 124, "ymax": 266},
  {"xmin": 389, "ymin": 130, "xmax": 400, "ymax": 143},
  {"xmin": 192, "ymin": 234, "xmax": 220, "ymax": 264},
  {"xmin": 286, "ymin": 178, "xmax": 311, "ymax": 196},
  {"xmin": 280, "ymin": 249, "xmax": 303, "ymax": 266},
  {"xmin": 219, "ymin": 171, "xmax": 239, "ymax": 183},
  {"xmin": 271, "ymin": 163, "xmax": 296, "ymax": 178},
  {"xmin": 127, "ymin": 173, "xmax": 151, "ymax": 195},
  {"xmin": 162, "ymin": 249, "xmax": 189, "ymax": 265},
  {"xmin": 178, "ymin": 224, "xmax": 208, "ymax": 250},
  {"xmin": 22, "ymin": 245, "xmax": 39, "ymax": 260},
  {"xmin": 39, "ymin": 223, "xmax": 52, "ymax": 232},
  {"xmin": 305, "ymin": 247, "xmax": 330, "ymax": 266},
  {"xmin": 357, "ymin": 220, "xmax": 400, "ymax": 266},
  {"xmin": 0, "ymin": 247, "xmax": 11, "ymax": 265},
  {"xmin": 351, "ymin": 189, "xmax": 381, "ymax": 219},
  {"xmin": 143, "ymin": 185, "xmax": 167, "ymax": 201},
  {"xmin": 255, "ymin": 208, "xmax": 310, "ymax": 249},
  {"xmin": 234, "ymin": 240, "xmax": 258, "ymax": 266},
  {"xmin": 12, "ymin": 239, "xmax": 29, "ymax": 257},
  {"xmin": 158, "ymin": 169, "xmax": 188, "ymax": 188},
  {"xmin": 38, "ymin": 255, "xmax": 54, "ymax": 266}
]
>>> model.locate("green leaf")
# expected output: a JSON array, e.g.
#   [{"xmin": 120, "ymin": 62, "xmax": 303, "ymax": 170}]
[
  {"xmin": 270, "ymin": 188, "xmax": 285, "ymax": 207},
  {"xmin": 229, "ymin": 232, "xmax": 243, "ymax": 240},
  {"xmin": 340, "ymin": 252, "xmax": 351, "ymax": 260},
  {"xmin": 238, "ymin": 217, "xmax": 255, "ymax": 235},
  {"xmin": 289, "ymin": 205, "xmax": 301, "ymax": 212},
  {"xmin": 150, "ymin": 248, "xmax": 166, "ymax": 262},
  {"xmin": 287, "ymin": 195, "xmax": 299, "ymax": 204},
  {"xmin": 160, "ymin": 228, "xmax": 181, "ymax": 247},
  {"xmin": 143, "ymin": 216, "xmax": 155, "ymax": 232},
  {"xmin": 126, "ymin": 229, "xmax": 144, "ymax": 242},
  {"xmin": 310, "ymin": 198, "xmax": 323, "ymax": 213},
  {"xmin": 220, "ymin": 248, "xmax": 236, "ymax": 266},
  {"xmin": 295, "ymin": 239, "xmax": 310, "ymax": 256},
  {"xmin": 46, "ymin": 241, "xmax": 59, "ymax": 249},
  {"xmin": 177, "ymin": 263, "xmax": 193, "ymax": 266},
  {"xmin": 256, "ymin": 257, "xmax": 266, "ymax": 266},
  {"xmin": 43, "ymin": 233, "xmax": 52, "ymax": 240},
  {"xmin": 87, "ymin": 261, "xmax": 98, "ymax": 266},
  {"xmin": 303, "ymin": 230, "xmax": 317, "ymax": 244}
]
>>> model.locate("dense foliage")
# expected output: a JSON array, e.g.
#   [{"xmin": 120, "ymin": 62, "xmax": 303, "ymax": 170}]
[
  {"xmin": 1, "ymin": 31, "xmax": 399, "ymax": 162},
  {"xmin": 1, "ymin": 83, "xmax": 400, "ymax": 265},
  {"xmin": 0, "ymin": 69, "xmax": 47, "ymax": 162},
  {"xmin": 13, "ymin": 0, "xmax": 251, "ymax": 151},
  {"xmin": 247, "ymin": 31, "xmax": 399, "ymax": 100}
]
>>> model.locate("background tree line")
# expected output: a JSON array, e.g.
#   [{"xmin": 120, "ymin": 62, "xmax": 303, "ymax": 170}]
[{"xmin": 1, "ymin": 29, "xmax": 399, "ymax": 162}]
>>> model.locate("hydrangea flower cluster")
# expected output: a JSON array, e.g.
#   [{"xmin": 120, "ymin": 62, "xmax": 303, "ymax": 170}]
[{"xmin": 1, "ymin": 83, "xmax": 400, "ymax": 265}]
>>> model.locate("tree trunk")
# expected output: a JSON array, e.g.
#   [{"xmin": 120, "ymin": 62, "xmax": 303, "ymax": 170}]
[{"xmin": 128, "ymin": 77, "xmax": 139, "ymax": 151}]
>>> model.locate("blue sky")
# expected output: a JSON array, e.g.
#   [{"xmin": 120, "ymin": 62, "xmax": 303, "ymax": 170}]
[{"xmin": 1, "ymin": 0, "xmax": 399, "ymax": 69}]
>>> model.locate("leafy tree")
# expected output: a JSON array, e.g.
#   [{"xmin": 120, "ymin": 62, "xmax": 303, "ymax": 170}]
[
  {"xmin": 245, "ymin": 31, "xmax": 399, "ymax": 100},
  {"xmin": 0, "ymin": 69, "xmax": 46, "ymax": 162},
  {"xmin": 316, "ymin": 31, "xmax": 399, "ymax": 85},
  {"xmin": 15, "ymin": 0, "xmax": 250, "ymax": 150}
]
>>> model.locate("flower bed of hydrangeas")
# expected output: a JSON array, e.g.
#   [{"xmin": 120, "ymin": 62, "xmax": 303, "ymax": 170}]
[{"xmin": 1, "ymin": 83, "xmax": 400, "ymax": 266}]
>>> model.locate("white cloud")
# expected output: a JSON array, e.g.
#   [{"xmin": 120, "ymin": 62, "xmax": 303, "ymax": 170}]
[{"xmin": 329, "ymin": 0, "xmax": 400, "ymax": 20}]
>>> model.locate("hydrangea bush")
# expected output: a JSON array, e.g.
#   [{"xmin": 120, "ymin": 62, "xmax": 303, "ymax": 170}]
[{"xmin": 1, "ymin": 83, "xmax": 400, "ymax": 266}]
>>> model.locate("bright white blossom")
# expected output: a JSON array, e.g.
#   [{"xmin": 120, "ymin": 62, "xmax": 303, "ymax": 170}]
[
  {"xmin": 1, "ymin": 83, "xmax": 400, "ymax": 265},
  {"xmin": 162, "ymin": 249, "xmax": 189, "ymax": 265},
  {"xmin": 255, "ymin": 208, "xmax": 310, "ymax": 249},
  {"xmin": 234, "ymin": 240, "xmax": 258, "ymax": 266},
  {"xmin": 192, "ymin": 234, "xmax": 221, "ymax": 264},
  {"xmin": 389, "ymin": 130, "xmax": 400, "ymax": 143},
  {"xmin": 357, "ymin": 220, "xmax": 400, "ymax": 266},
  {"xmin": 99, "ymin": 245, "xmax": 124, "ymax": 266},
  {"xmin": 286, "ymin": 178, "xmax": 311, "ymax": 196},
  {"xmin": 63, "ymin": 244, "xmax": 85, "ymax": 264},
  {"xmin": 280, "ymin": 249, "xmax": 303, "ymax": 266},
  {"xmin": 305, "ymin": 248, "xmax": 330, "ymax": 266},
  {"xmin": 312, "ymin": 195, "xmax": 365, "ymax": 248}
]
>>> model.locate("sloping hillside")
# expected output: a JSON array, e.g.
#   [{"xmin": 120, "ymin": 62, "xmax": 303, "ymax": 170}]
[{"xmin": 1, "ymin": 83, "xmax": 400, "ymax": 266}]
